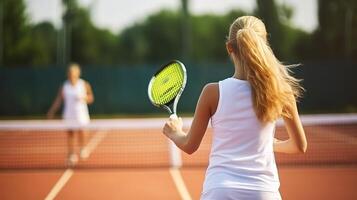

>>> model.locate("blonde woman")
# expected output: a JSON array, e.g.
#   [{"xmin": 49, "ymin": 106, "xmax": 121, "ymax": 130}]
[
  {"xmin": 163, "ymin": 16, "xmax": 307, "ymax": 200},
  {"xmin": 47, "ymin": 63, "xmax": 94, "ymax": 166}
]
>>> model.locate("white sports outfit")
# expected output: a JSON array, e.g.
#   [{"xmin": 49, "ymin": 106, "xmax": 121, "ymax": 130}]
[
  {"xmin": 62, "ymin": 79, "xmax": 90, "ymax": 125},
  {"xmin": 201, "ymin": 78, "xmax": 281, "ymax": 200}
]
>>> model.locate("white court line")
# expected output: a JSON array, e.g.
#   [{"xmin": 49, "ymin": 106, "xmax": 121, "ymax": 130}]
[
  {"xmin": 81, "ymin": 130, "xmax": 108, "ymax": 159},
  {"xmin": 44, "ymin": 169, "xmax": 73, "ymax": 200},
  {"xmin": 169, "ymin": 168, "xmax": 192, "ymax": 200},
  {"xmin": 44, "ymin": 130, "xmax": 108, "ymax": 200}
]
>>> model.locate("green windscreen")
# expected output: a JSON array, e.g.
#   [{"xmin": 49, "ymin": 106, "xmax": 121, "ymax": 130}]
[{"xmin": 150, "ymin": 62, "xmax": 184, "ymax": 105}]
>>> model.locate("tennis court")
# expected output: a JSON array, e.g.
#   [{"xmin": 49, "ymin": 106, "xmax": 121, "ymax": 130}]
[
  {"xmin": 0, "ymin": 114, "xmax": 356, "ymax": 200},
  {"xmin": 1, "ymin": 0, "xmax": 356, "ymax": 199}
]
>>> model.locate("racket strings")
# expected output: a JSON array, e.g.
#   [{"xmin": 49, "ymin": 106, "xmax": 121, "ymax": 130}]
[{"xmin": 151, "ymin": 63, "xmax": 184, "ymax": 105}]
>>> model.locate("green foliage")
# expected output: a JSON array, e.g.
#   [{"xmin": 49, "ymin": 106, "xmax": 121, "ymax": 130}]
[
  {"xmin": 117, "ymin": 9, "xmax": 248, "ymax": 64},
  {"xmin": 293, "ymin": 0, "xmax": 357, "ymax": 61},
  {"xmin": 62, "ymin": 1, "xmax": 118, "ymax": 65},
  {"xmin": 1, "ymin": 0, "xmax": 58, "ymax": 66},
  {"xmin": 117, "ymin": 11, "xmax": 182, "ymax": 64},
  {"xmin": 1, "ymin": 0, "xmax": 29, "ymax": 66},
  {"xmin": 191, "ymin": 10, "xmax": 247, "ymax": 62},
  {"xmin": 70, "ymin": 8, "xmax": 105, "ymax": 64},
  {"xmin": 26, "ymin": 22, "xmax": 57, "ymax": 66},
  {"xmin": 313, "ymin": 0, "xmax": 357, "ymax": 60},
  {"xmin": 1, "ymin": 0, "xmax": 355, "ymax": 67},
  {"xmin": 142, "ymin": 11, "xmax": 183, "ymax": 62},
  {"xmin": 255, "ymin": 0, "xmax": 285, "ymax": 58}
]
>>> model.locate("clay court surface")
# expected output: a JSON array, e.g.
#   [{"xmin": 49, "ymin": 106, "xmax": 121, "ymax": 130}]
[
  {"xmin": 1, "ymin": 167, "xmax": 357, "ymax": 200},
  {"xmin": 0, "ymin": 115, "xmax": 356, "ymax": 200}
]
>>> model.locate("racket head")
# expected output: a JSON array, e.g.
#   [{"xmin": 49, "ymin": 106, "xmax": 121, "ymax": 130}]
[{"xmin": 148, "ymin": 60, "xmax": 187, "ymax": 114}]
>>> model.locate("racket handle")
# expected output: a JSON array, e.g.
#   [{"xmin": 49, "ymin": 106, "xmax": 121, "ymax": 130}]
[{"xmin": 170, "ymin": 114, "xmax": 178, "ymax": 119}]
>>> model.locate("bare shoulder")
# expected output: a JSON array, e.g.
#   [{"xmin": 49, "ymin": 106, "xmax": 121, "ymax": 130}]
[
  {"xmin": 82, "ymin": 80, "xmax": 92, "ymax": 87},
  {"xmin": 202, "ymin": 82, "xmax": 218, "ymax": 92},
  {"xmin": 200, "ymin": 83, "xmax": 219, "ymax": 116},
  {"xmin": 81, "ymin": 79, "xmax": 89, "ymax": 84},
  {"xmin": 201, "ymin": 83, "xmax": 219, "ymax": 97}
]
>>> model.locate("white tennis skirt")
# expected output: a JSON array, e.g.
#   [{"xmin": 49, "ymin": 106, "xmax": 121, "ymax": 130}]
[{"xmin": 201, "ymin": 188, "xmax": 282, "ymax": 200}]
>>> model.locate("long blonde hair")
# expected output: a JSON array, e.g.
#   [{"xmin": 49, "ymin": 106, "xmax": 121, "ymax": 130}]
[{"xmin": 227, "ymin": 16, "xmax": 303, "ymax": 123}]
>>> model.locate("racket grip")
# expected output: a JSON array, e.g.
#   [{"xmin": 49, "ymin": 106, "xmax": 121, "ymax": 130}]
[{"xmin": 170, "ymin": 114, "xmax": 178, "ymax": 119}]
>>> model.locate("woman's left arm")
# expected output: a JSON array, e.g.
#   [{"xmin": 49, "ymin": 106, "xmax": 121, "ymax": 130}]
[
  {"xmin": 85, "ymin": 81, "xmax": 94, "ymax": 104},
  {"xmin": 163, "ymin": 83, "xmax": 218, "ymax": 154}
]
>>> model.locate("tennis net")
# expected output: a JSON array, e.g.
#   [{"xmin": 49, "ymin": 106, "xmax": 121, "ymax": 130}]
[{"xmin": 0, "ymin": 114, "xmax": 356, "ymax": 169}]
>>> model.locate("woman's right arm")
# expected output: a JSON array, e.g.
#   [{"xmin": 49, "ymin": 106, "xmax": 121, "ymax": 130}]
[
  {"xmin": 274, "ymin": 102, "xmax": 307, "ymax": 154},
  {"xmin": 47, "ymin": 87, "xmax": 63, "ymax": 119}
]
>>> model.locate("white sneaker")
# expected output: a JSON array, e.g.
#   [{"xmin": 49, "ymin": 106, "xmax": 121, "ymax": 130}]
[
  {"xmin": 67, "ymin": 154, "xmax": 78, "ymax": 167},
  {"xmin": 80, "ymin": 148, "xmax": 89, "ymax": 159}
]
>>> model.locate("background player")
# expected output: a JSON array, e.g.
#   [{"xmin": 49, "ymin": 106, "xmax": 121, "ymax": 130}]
[{"xmin": 47, "ymin": 63, "xmax": 94, "ymax": 165}]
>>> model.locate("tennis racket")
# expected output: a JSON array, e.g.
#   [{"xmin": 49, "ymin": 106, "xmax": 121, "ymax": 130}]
[{"xmin": 148, "ymin": 60, "xmax": 187, "ymax": 119}]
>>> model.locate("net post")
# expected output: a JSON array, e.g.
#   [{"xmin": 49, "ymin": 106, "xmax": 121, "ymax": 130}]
[{"xmin": 169, "ymin": 140, "xmax": 182, "ymax": 168}]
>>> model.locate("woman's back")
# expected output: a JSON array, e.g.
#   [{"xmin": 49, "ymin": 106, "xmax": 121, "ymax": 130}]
[
  {"xmin": 162, "ymin": 15, "xmax": 306, "ymax": 200},
  {"xmin": 203, "ymin": 77, "xmax": 279, "ymax": 194}
]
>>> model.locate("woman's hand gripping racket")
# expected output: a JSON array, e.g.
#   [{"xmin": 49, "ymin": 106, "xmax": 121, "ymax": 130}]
[{"xmin": 148, "ymin": 60, "xmax": 187, "ymax": 120}]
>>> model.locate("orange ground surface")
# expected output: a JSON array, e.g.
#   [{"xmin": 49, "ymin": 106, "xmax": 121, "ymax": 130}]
[
  {"xmin": 0, "ymin": 167, "xmax": 357, "ymax": 200},
  {"xmin": 0, "ymin": 123, "xmax": 356, "ymax": 200}
]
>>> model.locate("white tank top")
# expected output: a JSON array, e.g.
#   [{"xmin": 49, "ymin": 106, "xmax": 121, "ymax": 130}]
[
  {"xmin": 202, "ymin": 78, "xmax": 279, "ymax": 194},
  {"xmin": 62, "ymin": 79, "xmax": 90, "ymax": 125}
]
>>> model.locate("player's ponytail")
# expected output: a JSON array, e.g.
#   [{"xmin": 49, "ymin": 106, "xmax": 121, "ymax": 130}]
[{"xmin": 228, "ymin": 16, "xmax": 303, "ymax": 123}]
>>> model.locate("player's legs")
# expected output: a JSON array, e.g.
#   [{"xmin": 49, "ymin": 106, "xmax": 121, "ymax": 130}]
[
  {"xmin": 67, "ymin": 130, "xmax": 78, "ymax": 166},
  {"xmin": 78, "ymin": 129, "xmax": 89, "ymax": 159}
]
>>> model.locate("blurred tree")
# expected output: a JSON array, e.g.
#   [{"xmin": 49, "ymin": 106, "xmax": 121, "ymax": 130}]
[
  {"xmin": 117, "ymin": 25, "xmax": 147, "ymax": 64},
  {"xmin": 1, "ymin": 0, "xmax": 29, "ymax": 66},
  {"xmin": 1, "ymin": 0, "xmax": 58, "ymax": 66},
  {"xmin": 118, "ymin": 10, "xmax": 182, "ymax": 64},
  {"xmin": 3, "ymin": 0, "xmax": 355, "ymax": 67},
  {"xmin": 0, "ymin": 0, "xmax": 3, "ymax": 65},
  {"xmin": 26, "ymin": 22, "xmax": 57, "ymax": 65},
  {"xmin": 276, "ymin": 3, "xmax": 309, "ymax": 62},
  {"xmin": 143, "ymin": 11, "xmax": 182, "ymax": 62},
  {"xmin": 315, "ymin": 0, "xmax": 356, "ymax": 60},
  {"xmin": 191, "ymin": 10, "xmax": 247, "ymax": 62},
  {"xmin": 117, "ymin": 9, "xmax": 248, "ymax": 64},
  {"xmin": 61, "ymin": 0, "xmax": 78, "ymax": 64},
  {"xmin": 181, "ymin": 0, "xmax": 191, "ymax": 62},
  {"xmin": 278, "ymin": 3, "xmax": 294, "ymax": 23},
  {"xmin": 62, "ymin": 0, "xmax": 117, "ymax": 65},
  {"xmin": 190, "ymin": 14, "xmax": 227, "ymax": 62},
  {"xmin": 255, "ymin": 0, "xmax": 311, "ymax": 62},
  {"xmin": 92, "ymin": 29, "xmax": 118, "ymax": 64},
  {"xmin": 255, "ymin": 0, "xmax": 286, "ymax": 59}
]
